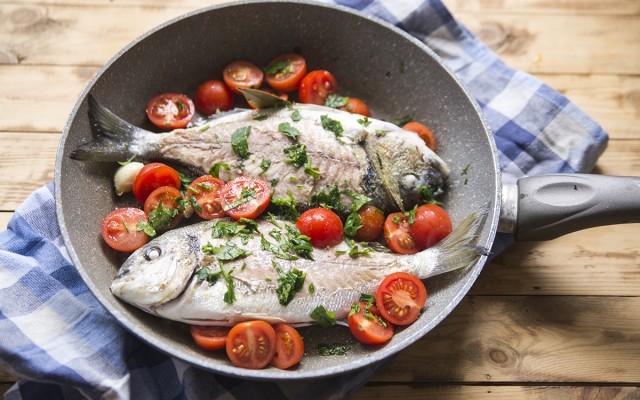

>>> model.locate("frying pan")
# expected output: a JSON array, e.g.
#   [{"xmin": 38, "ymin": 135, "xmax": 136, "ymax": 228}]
[{"xmin": 54, "ymin": 0, "xmax": 640, "ymax": 380}]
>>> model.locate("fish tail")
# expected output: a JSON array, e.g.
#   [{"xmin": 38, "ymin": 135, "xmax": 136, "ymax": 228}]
[
  {"xmin": 69, "ymin": 95, "xmax": 153, "ymax": 161},
  {"xmin": 414, "ymin": 206, "xmax": 490, "ymax": 278}
]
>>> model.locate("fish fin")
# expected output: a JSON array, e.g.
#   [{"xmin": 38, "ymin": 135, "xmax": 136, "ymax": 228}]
[
  {"xmin": 367, "ymin": 144, "xmax": 405, "ymax": 212},
  {"xmin": 69, "ymin": 95, "xmax": 152, "ymax": 161},
  {"xmin": 414, "ymin": 206, "xmax": 491, "ymax": 278},
  {"xmin": 239, "ymin": 88, "xmax": 292, "ymax": 109}
]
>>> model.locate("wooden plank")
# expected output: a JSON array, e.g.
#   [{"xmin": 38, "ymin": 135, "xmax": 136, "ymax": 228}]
[
  {"xmin": 474, "ymin": 224, "xmax": 640, "ymax": 296},
  {"xmin": 370, "ymin": 296, "xmax": 640, "ymax": 383},
  {"xmin": 352, "ymin": 385, "xmax": 640, "ymax": 399},
  {"xmin": 0, "ymin": 132, "xmax": 58, "ymax": 210},
  {"xmin": 0, "ymin": 4, "xmax": 638, "ymax": 75},
  {"xmin": 2, "ymin": 67, "xmax": 639, "ymax": 140},
  {"xmin": 0, "ymin": 213, "xmax": 12, "ymax": 230},
  {"xmin": 452, "ymin": 13, "xmax": 640, "ymax": 74}
]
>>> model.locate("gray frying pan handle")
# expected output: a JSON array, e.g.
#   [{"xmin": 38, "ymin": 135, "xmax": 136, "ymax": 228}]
[{"xmin": 508, "ymin": 174, "xmax": 640, "ymax": 241}]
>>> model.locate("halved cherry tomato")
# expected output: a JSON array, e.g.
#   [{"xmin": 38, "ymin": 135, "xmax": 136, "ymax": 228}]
[
  {"xmin": 132, "ymin": 162, "xmax": 181, "ymax": 204},
  {"xmin": 298, "ymin": 70, "xmax": 338, "ymax": 105},
  {"xmin": 383, "ymin": 213, "xmax": 418, "ymax": 255},
  {"xmin": 101, "ymin": 208, "xmax": 149, "ymax": 253},
  {"xmin": 402, "ymin": 121, "xmax": 436, "ymax": 151},
  {"xmin": 143, "ymin": 186, "xmax": 183, "ymax": 230},
  {"xmin": 146, "ymin": 93, "xmax": 195, "ymax": 130},
  {"xmin": 190, "ymin": 325, "xmax": 230, "ymax": 351},
  {"xmin": 353, "ymin": 205, "xmax": 384, "ymax": 242},
  {"xmin": 295, "ymin": 208, "xmax": 343, "ymax": 248},
  {"xmin": 188, "ymin": 175, "xmax": 226, "ymax": 220},
  {"xmin": 194, "ymin": 80, "xmax": 234, "ymax": 115},
  {"xmin": 408, "ymin": 204, "xmax": 452, "ymax": 250},
  {"xmin": 220, "ymin": 176, "xmax": 271, "ymax": 220},
  {"xmin": 226, "ymin": 320, "xmax": 277, "ymax": 369},
  {"xmin": 339, "ymin": 97, "xmax": 371, "ymax": 117},
  {"xmin": 264, "ymin": 54, "xmax": 308, "ymax": 93},
  {"xmin": 270, "ymin": 324, "xmax": 304, "ymax": 369},
  {"xmin": 223, "ymin": 60, "xmax": 264, "ymax": 94},
  {"xmin": 348, "ymin": 301, "xmax": 394, "ymax": 345},
  {"xmin": 246, "ymin": 89, "xmax": 288, "ymax": 110},
  {"xmin": 375, "ymin": 272, "xmax": 427, "ymax": 326}
]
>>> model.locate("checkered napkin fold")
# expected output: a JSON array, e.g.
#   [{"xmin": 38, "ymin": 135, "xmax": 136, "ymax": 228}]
[{"xmin": 0, "ymin": 0, "xmax": 607, "ymax": 399}]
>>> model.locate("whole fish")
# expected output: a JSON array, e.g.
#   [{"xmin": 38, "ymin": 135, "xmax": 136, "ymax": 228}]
[
  {"xmin": 110, "ymin": 210, "xmax": 486, "ymax": 326},
  {"xmin": 71, "ymin": 95, "xmax": 449, "ymax": 211}
]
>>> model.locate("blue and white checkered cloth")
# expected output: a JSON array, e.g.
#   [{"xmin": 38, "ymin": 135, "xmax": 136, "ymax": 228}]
[{"xmin": 0, "ymin": 0, "xmax": 608, "ymax": 398}]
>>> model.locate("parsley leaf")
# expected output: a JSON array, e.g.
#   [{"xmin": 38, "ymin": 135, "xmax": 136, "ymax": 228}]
[
  {"xmin": 310, "ymin": 305, "xmax": 336, "ymax": 327},
  {"xmin": 231, "ymin": 126, "xmax": 251, "ymax": 159},
  {"xmin": 342, "ymin": 189, "xmax": 371, "ymax": 212},
  {"xmin": 357, "ymin": 117, "xmax": 371, "ymax": 127},
  {"xmin": 309, "ymin": 184, "xmax": 344, "ymax": 213},
  {"xmin": 270, "ymin": 192, "xmax": 299, "ymax": 221},
  {"xmin": 147, "ymin": 200, "xmax": 178, "ymax": 231},
  {"xmin": 318, "ymin": 343, "xmax": 349, "ymax": 356},
  {"xmin": 343, "ymin": 212, "xmax": 363, "ymax": 238},
  {"xmin": 304, "ymin": 158, "xmax": 321, "ymax": 179},
  {"xmin": 320, "ymin": 115, "xmax": 344, "ymax": 137},
  {"xmin": 291, "ymin": 109, "xmax": 301, "ymax": 122},
  {"xmin": 202, "ymin": 241, "xmax": 250, "ymax": 261},
  {"xmin": 324, "ymin": 94, "xmax": 349, "ymax": 109},
  {"xmin": 278, "ymin": 122, "xmax": 300, "ymax": 142},
  {"xmin": 195, "ymin": 266, "xmax": 222, "ymax": 284},
  {"xmin": 259, "ymin": 158, "xmax": 272, "ymax": 173},
  {"xmin": 283, "ymin": 143, "xmax": 308, "ymax": 168},
  {"xmin": 136, "ymin": 220, "xmax": 156, "ymax": 237},
  {"xmin": 209, "ymin": 162, "xmax": 230, "ymax": 178},
  {"xmin": 391, "ymin": 114, "xmax": 414, "ymax": 127},
  {"xmin": 272, "ymin": 261, "xmax": 306, "ymax": 306}
]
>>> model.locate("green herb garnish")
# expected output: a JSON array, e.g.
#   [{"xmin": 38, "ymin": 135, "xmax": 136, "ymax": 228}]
[
  {"xmin": 304, "ymin": 158, "xmax": 321, "ymax": 180},
  {"xmin": 209, "ymin": 162, "xmax": 230, "ymax": 178},
  {"xmin": 357, "ymin": 117, "xmax": 371, "ymax": 127},
  {"xmin": 343, "ymin": 212, "xmax": 363, "ymax": 238},
  {"xmin": 278, "ymin": 122, "xmax": 300, "ymax": 142},
  {"xmin": 147, "ymin": 200, "xmax": 178, "ymax": 232},
  {"xmin": 310, "ymin": 305, "xmax": 336, "ymax": 327},
  {"xmin": 270, "ymin": 192, "xmax": 299, "ymax": 221},
  {"xmin": 195, "ymin": 266, "xmax": 222, "ymax": 284},
  {"xmin": 324, "ymin": 94, "xmax": 349, "ymax": 109},
  {"xmin": 273, "ymin": 261, "xmax": 306, "ymax": 306},
  {"xmin": 283, "ymin": 143, "xmax": 308, "ymax": 168},
  {"xmin": 320, "ymin": 115, "xmax": 344, "ymax": 137},
  {"xmin": 202, "ymin": 241, "xmax": 250, "ymax": 261},
  {"xmin": 291, "ymin": 109, "xmax": 301, "ymax": 122},
  {"xmin": 391, "ymin": 114, "xmax": 414, "ymax": 126},
  {"xmin": 309, "ymin": 184, "xmax": 344, "ymax": 213},
  {"xmin": 259, "ymin": 158, "xmax": 272, "ymax": 173},
  {"xmin": 231, "ymin": 126, "xmax": 251, "ymax": 159},
  {"xmin": 318, "ymin": 343, "xmax": 349, "ymax": 356}
]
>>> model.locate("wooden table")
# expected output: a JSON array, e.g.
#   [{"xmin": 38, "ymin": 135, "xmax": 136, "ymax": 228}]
[{"xmin": 1, "ymin": 0, "xmax": 638, "ymax": 398}]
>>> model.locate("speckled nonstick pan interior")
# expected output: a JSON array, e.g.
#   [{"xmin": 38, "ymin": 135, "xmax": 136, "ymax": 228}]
[{"xmin": 55, "ymin": 0, "xmax": 500, "ymax": 380}]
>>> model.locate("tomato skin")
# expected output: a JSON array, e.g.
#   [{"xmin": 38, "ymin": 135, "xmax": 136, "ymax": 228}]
[
  {"xmin": 194, "ymin": 80, "xmax": 234, "ymax": 115},
  {"xmin": 340, "ymin": 97, "xmax": 371, "ymax": 117},
  {"xmin": 348, "ymin": 302, "xmax": 394, "ymax": 345},
  {"xmin": 270, "ymin": 324, "xmax": 304, "ymax": 369},
  {"xmin": 353, "ymin": 205, "xmax": 384, "ymax": 242},
  {"xmin": 132, "ymin": 163, "xmax": 182, "ymax": 204},
  {"xmin": 295, "ymin": 208, "xmax": 344, "ymax": 248},
  {"xmin": 409, "ymin": 204, "xmax": 452, "ymax": 250},
  {"xmin": 383, "ymin": 213, "xmax": 418, "ymax": 255},
  {"xmin": 146, "ymin": 93, "xmax": 195, "ymax": 130},
  {"xmin": 189, "ymin": 175, "xmax": 226, "ymax": 220},
  {"xmin": 190, "ymin": 325, "xmax": 230, "ymax": 351},
  {"xmin": 101, "ymin": 208, "xmax": 149, "ymax": 253},
  {"xmin": 223, "ymin": 60, "xmax": 264, "ymax": 94},
  {"xmin": 375, "ymin": 272, "xmax": 427, "ymax": 326},
  {"xmin": 298, "ymin": 70, "xmax": 338, "ymax": 105},
  {"xmin": 226, "ymin": 320, "xmax": 277, "ymax": 369},
  {"xmin": 265, "ymin": 54, "xmax": 308, "ymax": 93},
  {"xmin": 402, "ymin": 121, "xmax": 436, "ymax": 151},
  {"xmin": 143, "ymin": 186, "xmax": 183, "ymax": 229},
  {"xmin": 220, "ymin": 176, "xmax": 271, "ymax": 220}
]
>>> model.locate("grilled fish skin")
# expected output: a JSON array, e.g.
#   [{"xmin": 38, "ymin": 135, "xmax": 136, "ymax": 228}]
[
  {"xmin": 110, "ymin": 210, "xmax": 487, "ymax": 326},
  {"xmin": 71, "ymin": 95, "xmax": 449, "ymax": 212}
]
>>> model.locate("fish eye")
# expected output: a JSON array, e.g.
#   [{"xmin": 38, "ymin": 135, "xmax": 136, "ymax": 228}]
[{"xmin": 144, "ymin": 246, "xmax": 162, "ymax": 261}]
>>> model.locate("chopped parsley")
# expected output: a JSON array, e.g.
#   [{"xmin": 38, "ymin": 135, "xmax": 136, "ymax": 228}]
[
  {"xmin": 231, "ymin": 126, "xmax": 251, "ymax": 159},
  {"xmin": 390, "ymin": 114, "xmax": 414, "ymax": 127},
  {"xmin": 265, "ymin": 59, "xmax": 292, "ymax": 76},
  {"xmin": 291, "ymin": 109, "xmax": 301, "ymax": 122},
  {"xmin": 270, "ymin": 192, "xmax": 299, "ymax": 221},
  {"xmin": 318, "ymin": 343, "xmax": 349, "ymax": 356},
  {"xmin": 324, "ymin": 94, "xmax": 349, "ymax": 109},
  {"xmin": 310, "ymin": 305, "xmax": 336, "ymax": 327},
  {"xmin": 209, "ymin": 162, "xmax": 230, "ymax": 178},
  {"xmin": 336, "ymin": 238, "xmax": 375, "ymax": 258},
  {"xmin": 320, "ymin": 115, "xmax": 344, "ymax": 137},
  {"xmin": 309, "ymin": 184, "xmax": 344, "ymax": 213},
  {"xmin": 270, "ymin": 178, "xmax": 280, "ymax": 188},
  {"xmin": 375, "ymin": 130, "xmax": 387, "ymax": 137},
  {"xmin": 343, "ymin": 212, "xmax": 363, "ymax": 238},
  {"xmin": 259, "ymin": 158, "xmax": 272, "ymax": 173},
  {"xmin": 195, "ymin": 266, "xmax": 222, "ymax": 284},
  {"xmin": 136, "ymin": 220, "xmax": 156, "ymax": 237},
  {"xmin": 220, "ymin": 263, "xmax": 236, "ymax": 304},
  {"xmin": 222, "ymin": 188, "xmax": 256, "ymax": 211},
  {"xmin": 418, "ymin": 185, "xmax": 442, "ymax": 205},
  {"xmin": 309, "ymin": 282, "xmax": 316, "ymax": 295},
  {"xmin": 304, "ymin": 158, "xmax": 321, "ymax": 180},
  {"xmin": 202, "ymin": 241, "xmax": 250, "ymax": 261},
  {"xmin": 357, "ymin": 116, "xmax": 371, "ymax": 127},
  {"xmin": 146, "ymin": 200, "xmax": 178, "ymax": 232},
  {"xmin": 342, "ymin": 189, "xmax": 371, "ymax": 212},
  {"xmin": 211, "ymin": 220, "xmax": 259, "ymax": 239},
  {"xmin": 261, "ymin": 224, "xmax": 314, "ymax": 260},
  {"xmin": 272, "ymin": 261, "xmax": 306, "ymax": 306},
  {"xmin": 404, "ymin": 204, "xmax": 418, "ymax": 225},
  {"xmin": 253, "ymin": 114, "xmax": 268, "ymax": 121},
  {"xmin": 283, "ymin": 143, "xmax": 308, "ymax": 168},
  {"xmin": 278, "ymin": 122, "xmax": 300, "ymax": 141}
]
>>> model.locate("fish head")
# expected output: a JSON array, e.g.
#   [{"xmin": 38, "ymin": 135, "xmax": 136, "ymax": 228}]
[
  {"xmin": 110, "ymin": 229, "xmax": 201, "ymax": 308},
  {"xmin": 368, "ymin": 129, "xmax": 450, "ymax": 211}
]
